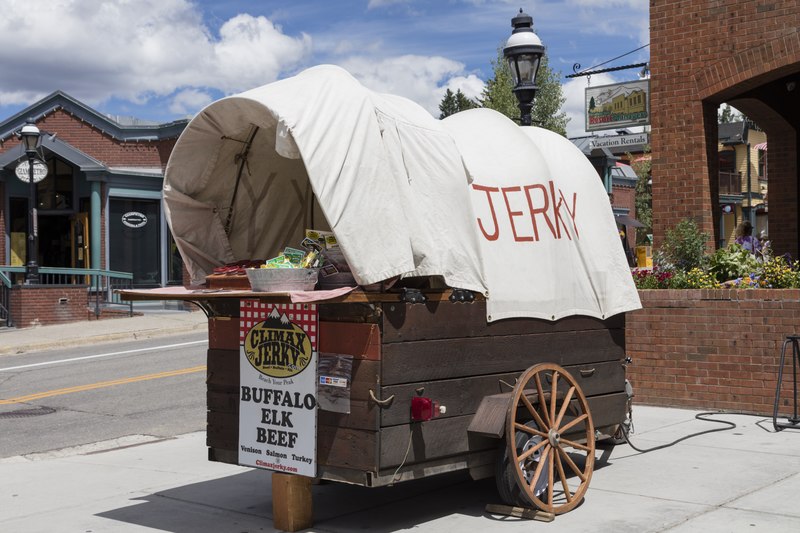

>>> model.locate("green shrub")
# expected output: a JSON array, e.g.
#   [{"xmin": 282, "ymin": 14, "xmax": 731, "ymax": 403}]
[
  {"xmin": 708, "ymin": 244, "xmax": 761, "ymax": 282},
  {"xmin": 657, "ymin": 219, "xmax": 709, "ymax": 271}
]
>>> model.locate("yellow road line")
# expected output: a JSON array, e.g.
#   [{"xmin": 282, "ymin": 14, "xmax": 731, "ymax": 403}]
[{"xmin": 0, "ymin": 365, "xmax": 207, "ymax": 405}]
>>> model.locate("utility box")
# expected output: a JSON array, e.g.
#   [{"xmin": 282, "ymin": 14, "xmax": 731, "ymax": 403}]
[{"xmin": 636, "ymin": 246, "xmax": 652, "ymax": 268}]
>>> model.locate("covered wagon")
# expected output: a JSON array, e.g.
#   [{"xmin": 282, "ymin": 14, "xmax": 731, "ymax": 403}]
[{"xmin": 121, "ymin": 65, "xmax": 641, "ymax": 527}]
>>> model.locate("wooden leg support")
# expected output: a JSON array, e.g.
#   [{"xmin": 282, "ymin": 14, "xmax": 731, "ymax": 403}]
[
  {"xmin": 272, "ymin": 473, "xmax": 313, "ymax": 532},
  {"xmin": 485, "ymin": 503, "xmax": 555, "ymax": 523}
]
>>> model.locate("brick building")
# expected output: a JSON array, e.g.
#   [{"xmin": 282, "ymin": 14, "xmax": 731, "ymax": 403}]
[
  {"xmin": 0, "ymin": 92, "xmax": 188, "ymax": 287},
  {"xmin": 571, "ymin": 132, "xmax": 647, "ymax": 262},
  {"xmin": 718, "ymin": 120, "xmax": 769, "ymax": 247},
  {"xmin": 650, "ymin": 0, "xmax": 799, "ymax": 256}
]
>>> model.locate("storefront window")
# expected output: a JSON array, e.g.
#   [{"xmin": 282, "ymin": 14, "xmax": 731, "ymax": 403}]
[
  {"xmin": 38, "ymin": 158, "xmax": 74, "ymax": 210},
  {"xmin": 109, "ymin": 198, "xmax": 161, "ymax": 287},
  {"xmin": 167, "ymin": 230, "xmax": 184, "ymax": 285}
]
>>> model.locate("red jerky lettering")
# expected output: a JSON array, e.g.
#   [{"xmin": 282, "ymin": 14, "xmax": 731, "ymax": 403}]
[
  {"xmin": 549, "ymin": 181, "xmax": 570, "ymax": 240},
  {"xmin": 560, "ymin": 190, "xmax": 579, "ymax": 239},
  {"xmin": 523, "ymin": 183, "xmax": 556, "ymax": 240},
  {"xmin": 502, "ymin": 186, "xmax": 533, "ymax": 242},
  {"xmin": 473, "ymin": 184, "xmax": 500, "ymax": 241}
]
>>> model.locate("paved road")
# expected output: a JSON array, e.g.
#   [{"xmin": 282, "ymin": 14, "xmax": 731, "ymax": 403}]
[{"xmin": 0, "ymin": 332, "xmax": 208, "ymax": 458}]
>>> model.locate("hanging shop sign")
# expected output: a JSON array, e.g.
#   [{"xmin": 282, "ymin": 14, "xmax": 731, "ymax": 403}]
[
  {"xmin": 590, "ymin": 133, "xmax": 649, "ymax": 150},
  {"xmin": 15, "ymin": 159, "xmax": 48, "ymax": 183},
  {"xmin": 121, "ymin": 212, "xmax": 148, "ymax": 228},
  {"xmin": 585, "ymin": 79, "xmax": 650, "ymax": 132},
  {"xmin": 238, "ymin": 300, "xmax": 318, "ymax": 477}
]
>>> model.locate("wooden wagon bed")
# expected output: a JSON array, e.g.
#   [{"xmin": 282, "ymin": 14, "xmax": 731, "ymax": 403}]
[{"xmin": 124, "ymin": 288, "xmax": 628, "ymax": 488}]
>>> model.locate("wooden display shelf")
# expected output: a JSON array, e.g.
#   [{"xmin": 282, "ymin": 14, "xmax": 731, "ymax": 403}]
[{"xmin": 117, "ymin": 286, "xmax": 486, "ymax": 304}]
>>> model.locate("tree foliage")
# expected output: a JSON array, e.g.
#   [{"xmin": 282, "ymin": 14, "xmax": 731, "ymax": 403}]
[
  {"xmin": 718, "ymin": 104, "xmax": 740, "ymax": 124},
  {"xmin": 479, "ymin": 46, "xmax": 568, "ymax": 136},
  {"xmin": 657, "ymin": 219, "xmax": 710, "ymax": 271},
  {"xmin": 629, "ymin": 146, "xmax": 652, "ymax": 245},
  {"xmin": 438, "ymin": 88, "xmax": 478, "ymax": 119}
]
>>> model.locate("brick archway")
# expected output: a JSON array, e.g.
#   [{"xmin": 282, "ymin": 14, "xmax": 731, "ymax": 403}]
[{"xmin": 650, "ymin": 1, "xmax": 800, "ymax": 256}]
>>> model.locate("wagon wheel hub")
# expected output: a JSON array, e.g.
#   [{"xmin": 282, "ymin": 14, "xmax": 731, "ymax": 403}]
[{"xmin": 547, "ymin": 428, "xmax": 561, "ymax": 447}]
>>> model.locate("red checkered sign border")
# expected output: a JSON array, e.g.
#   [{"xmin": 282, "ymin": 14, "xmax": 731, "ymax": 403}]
[{"xmin": 239, "ymin": 300, "xmax": 318, "ymax": 349}]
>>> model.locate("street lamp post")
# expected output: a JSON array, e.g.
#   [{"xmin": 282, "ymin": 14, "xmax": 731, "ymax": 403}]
[
  {"xmin": 19, "ymin": 121, "xmax": 42, "ymax": 284},
  {"xmin": 503, "ymin": 9, "xmax": 545, "ymax": 126}
]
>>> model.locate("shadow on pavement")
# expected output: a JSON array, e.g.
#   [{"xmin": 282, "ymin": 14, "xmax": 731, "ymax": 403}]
[{"xmin": 96, "ymin": 469, "xmax": 504, "ymax": 532}]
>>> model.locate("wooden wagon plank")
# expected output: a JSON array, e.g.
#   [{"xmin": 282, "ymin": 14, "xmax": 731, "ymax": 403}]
[
  {"xmin": 378, "ymin": 392, "xmax": 627, "ymax": 468},
  {"xmin": 207, "ymin": 410, "xmax": 238, "ymax": 451},
  {"xmin": 381, "ymin": 328, "xmax": 625, "ymax": 385},
  {"xmin": 379, "ymin": 415, "xmax": 496, "ymax": 468},
  {"xmin": 207, "ymin": 390, "xmax": 238, "ymax": 414},
  {"xmin": 318, "ymin": 400, "xmax": 378, "ymax": 430},
  {"xmin": 319, "ymin": 322, "xmax": 381, "ymax": 360},
  {"xmin": 207, "ymin": 348, "xmax": 239, "ymax": 390},
  {"xmin": 379, "ymin": 361, "xmax": 625, "ymax": 427},
  {"xmin": 381, "ymin": 301, "xmax": 624, "ymax": 343},
  {"xmin": 208, "ymin": 316, "xmax": 240, "ymax": 351},
  {"xmin": 317, "ymin": 425, "xmax": 378, "ymax": 471},
  {"xmin": 319, "ymin": 303, "xmax": 382, "ymax": 323}
]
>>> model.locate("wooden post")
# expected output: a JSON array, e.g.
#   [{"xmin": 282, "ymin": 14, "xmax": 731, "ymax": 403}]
[
  {"xmin": 485, "ymin": 503, "xmax": 555, "ymax": 522},
  {"xmin": 272, "ymin": 473, "xmax": 313, "ymax": 532}
]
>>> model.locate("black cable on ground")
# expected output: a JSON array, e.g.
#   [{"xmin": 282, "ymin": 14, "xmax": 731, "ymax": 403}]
[{"xmin": 621, "ymin": 411, "xmax": 745, "ymax": 454}]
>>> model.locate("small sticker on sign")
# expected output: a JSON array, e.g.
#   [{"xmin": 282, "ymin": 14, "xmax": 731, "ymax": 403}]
[{"xmin": 319, "ymin": 376, "xmax": 348, "ymax": 388}]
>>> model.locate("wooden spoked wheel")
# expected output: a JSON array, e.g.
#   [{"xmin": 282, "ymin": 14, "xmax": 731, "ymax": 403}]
[{"xmin": 505, "ymin": 363, "xmax": 595, "ymax": 515}]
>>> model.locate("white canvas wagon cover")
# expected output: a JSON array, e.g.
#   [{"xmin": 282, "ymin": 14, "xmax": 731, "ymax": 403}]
[{"xmin": 164, "ymin": 65, "xmax": 641, "ymax": 321}]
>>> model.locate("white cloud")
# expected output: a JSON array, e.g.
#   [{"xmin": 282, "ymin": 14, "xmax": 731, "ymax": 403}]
[
  {"xmin": 367, "ymin": 0, "xmax": 411, "ymax": 9},
  {"xmin": 339, "ymin": 55, "xmax": 480, "ymax": 116},
  {"xmin": 0, "ymin": 0, "xmax": 311, "ymax": 113},
  {"xmin": 169, "ymin": 89, "xmax": 214, "ymax": 115},
  {"xmin": 441, "ymin": 75, "xmax": 486, "ymax": 102}
]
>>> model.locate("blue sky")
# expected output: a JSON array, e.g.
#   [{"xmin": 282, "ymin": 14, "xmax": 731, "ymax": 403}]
[{"xmin": 0, "ymin": 0, "xmax": 649, "ymax": 137}]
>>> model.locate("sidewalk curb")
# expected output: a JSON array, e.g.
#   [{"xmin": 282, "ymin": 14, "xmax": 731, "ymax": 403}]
[{"xmin": 0, "ymin": 320, "xmax": 207, "ymax": 356}]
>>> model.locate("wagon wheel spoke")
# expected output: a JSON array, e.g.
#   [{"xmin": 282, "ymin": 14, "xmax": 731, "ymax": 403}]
[
  {"xmin": 520, "ymin": 393, "xmax": 549, "ymax": 431},
  {"xmin": 554, "ymin": 386, "xmax": 576, "ymax": 429},
  {"xmin": 518, "ymin": 437, "xmax": 548, "ymax": 463},
  {"xmin": 559, "ymin": 437, "xmax": 592, "ymax": 452},
  {"xmin": 534, "ymin": 373, "xmax": 552, "ymax": 428},
  {"xmin": 549, "ymin": 371, "xmax": 559, "ymax": 428},
  {"xmin": 506, "ymin": 363, "xmax": 595, "ymax": 515},
  {"xmin": 555, "ymin": 449, "xmax": 573, "ymax": 502},
  {"xmin": 558, "ymin": 413, "xmax": 589, "ymax": 434},
  {"xmin": 513, "ymin": 421, "xmax": 548, "ymax": 440},
  {"xmin": 547, "ymin": 445, "xmax": 555, "ymax": 505},
  {"xmin": 557, "ymin": 446, "xmax": 587, "ymax": 482},
  {"xmin": 526, "ymin": 445, "xmax": 551, "ymax": 499}
]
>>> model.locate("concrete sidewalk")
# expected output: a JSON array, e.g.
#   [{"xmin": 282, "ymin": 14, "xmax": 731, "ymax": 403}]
[
  {"xmin": 0, "ymin": 310, "xmax": 207, "ymax": 356},
  {"xmin": 2, "ymin": 406, "xmax": 800, "ymax": 532},
  {"xmin": 2, "ymin": 315, "xmax": 800, "ymax": 531}
]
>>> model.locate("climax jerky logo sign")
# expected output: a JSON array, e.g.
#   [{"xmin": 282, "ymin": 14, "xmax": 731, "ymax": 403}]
[{"xmin": 238, "ymin": 300, "xmax": 318, "ymax": 477}]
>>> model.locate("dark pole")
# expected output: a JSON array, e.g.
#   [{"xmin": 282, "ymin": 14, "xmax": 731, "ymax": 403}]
[
  {"xmin": 514, "ymin": 87, "xmax": 536, "ymax": 127},
  {"xmin": 26, "ymin": 149, "xmax": 39, "ymax": 284}
]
